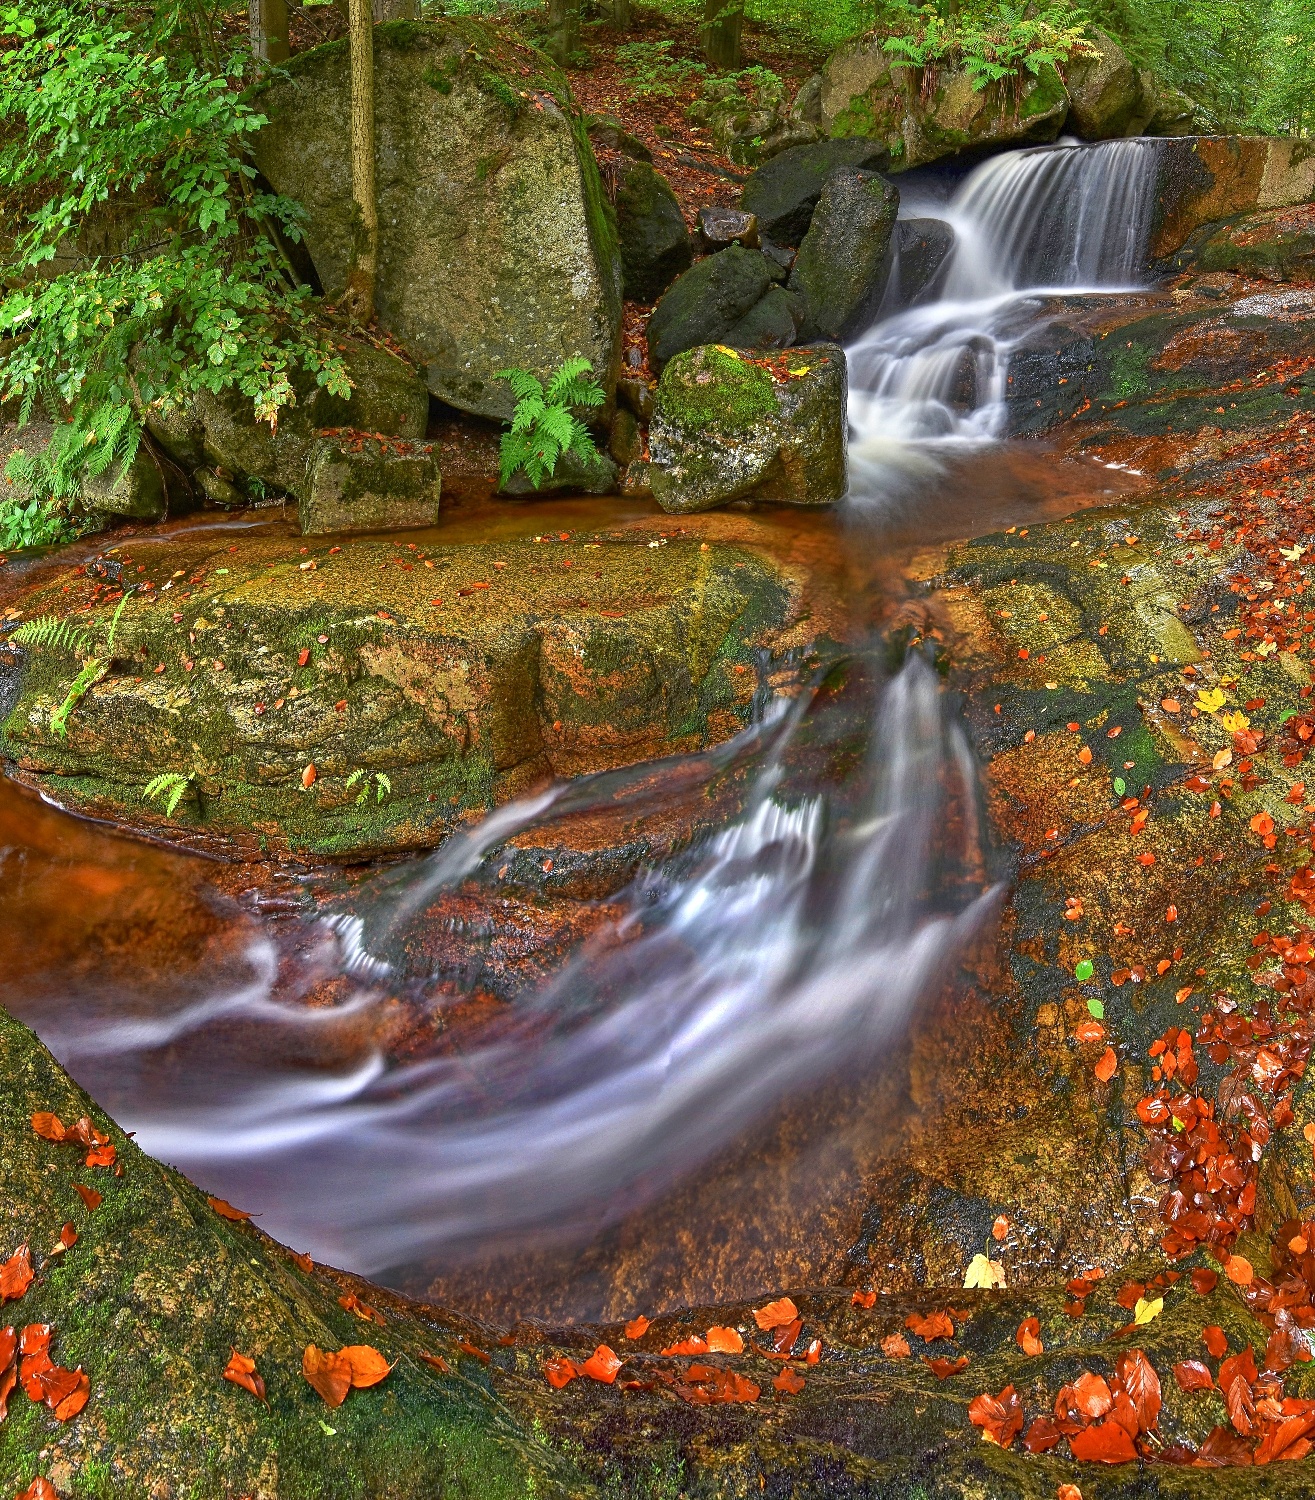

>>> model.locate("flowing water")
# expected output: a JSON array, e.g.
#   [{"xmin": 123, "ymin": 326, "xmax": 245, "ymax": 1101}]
[{"xmin": 1, "ymin": 137, "xmax": 1165, "ymax": 1316}]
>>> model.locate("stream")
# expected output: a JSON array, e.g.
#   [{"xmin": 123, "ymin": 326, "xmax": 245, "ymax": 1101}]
[{"xmin": 1, "ymin": 137, "xmax": 1163, "ymax": 1321}]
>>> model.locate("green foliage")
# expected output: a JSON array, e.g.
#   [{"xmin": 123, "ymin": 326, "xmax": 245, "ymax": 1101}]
[
  {"xmin": 614, "ymin": 40, "xmax": 706, "ymax": 96},
  {"xmin": 11, "ymin": 615, "xmax": 92, "ymax": 657},
  {"xmin": 143, "ymin": 771, "xmax": 194, "ymax": 816},
  {"xmin": 346, "ymin": 768, "xmax": 393, "ymax": 805},
  {"xmin": 496, "ymin": 358, "xmax": 605, "ymax": 490},
  {"xmin": 0, "ymin": 0, "xmax": 351, "ymax": 529},
  {"xmin": 49, "ymin": 656, "xmax": 107, "ymax": 737}
]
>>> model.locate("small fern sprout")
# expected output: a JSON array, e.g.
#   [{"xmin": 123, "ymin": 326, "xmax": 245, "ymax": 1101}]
[
  {"xmin": 345, "ymin": 768, "xmax": 392, "ymax": 806},
  {"xmin": 497, "ymin": 358, "xmax": 605, "ymax": 489},
  {"xmin": 143, "ymin": 772, "xmax": 194, "ymax": 817}
]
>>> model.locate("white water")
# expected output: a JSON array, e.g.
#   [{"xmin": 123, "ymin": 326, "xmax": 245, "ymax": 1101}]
[
  {"xmin": 37, "ymin": 658, "xmax": 992, "ymax": 1275},
  {"xmin": 848, "ymin": 137, "xmax": 1163, "ymax": 499}
]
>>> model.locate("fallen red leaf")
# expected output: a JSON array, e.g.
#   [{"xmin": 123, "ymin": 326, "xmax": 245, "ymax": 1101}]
[
  {"xmin": 302, "ymin": 1345, "xmax": 352, "ymax": 1407},
  {"xmin": 851, "ymin": 1289, "xmax": 876, "ymax": 1309},
  {"xmin": 624, "ymin": 1316, "xmax": 650, "ymax": 1340},
  {"xmin": 1255, "ymin": 1412, "xmax": 1315, "ymax": 1464},
  {"xmin": 580, "ymin": 1345, "xmax": 622, "ymax": 1384},
  {"xmin": 1225, "ymin": 1254, "xmax": 1254, "ymax": 1287},
  {"xmin": 0, "ymin": 1246, "xmax": 33, "ymax": 1303},
  {"xmin": 419, "ymin": 1352, "xmax": 451, "ymax": 1374},
  {"xmin": 544, "ymin": 1357, "xmax": 577, "ymax": 1389},
  {"xmin": 1070, "ymin": 1370, "xmax": 1114, "ymax": 1420},
  {"xmin": 705, "ymin": 1327, "xmax": 743, "ymax": 1355},
  {"xmin": 1191, "ymin": 1268, "xmax": 1218, "ymax": 1295},
  {"xmin": 71, "ymin": 1184, "xmax": 101, "ymax": 1213},
  {"xmin": 1094, "ymin": 1046, "xmax": 1118, "ymax": 1082},
  {"xmin": 1203, "ymin": 1325, "xmax": 1229, "ymax": 1359},
  {"xmin": 1174, "ymin": 1359, "xmax": 1214, "ymax": 1392},
  {"xmin": 1069, "ymin": 1417, "xmax": 1138, "ymax": 1463},
  {"xmin": 1057, "ymin": 1486, "xmax": 1083, "ymax": 1500},
  {"xmin": 206, "ymin": 1196, "xmax": 254, "ymax": 1222},
  {"xmin": 223, "ymin": 1348, "xmax": 266, "ymax": 1402},
  {"xmin": 660, "ymin": 1336, "xmax": 708, "ymax": 1356},
  {"xmin": 880, "ymin": 1333, "xmax": 910, "ymax": 1358},
  {"xmin": 773, "ymin": 1365, "xmax": 805, "ymax": 1395},
  {"xmin": 14, "ymin": 1479, "xmax": 58, "ymax": 1500},
  {"xmin": 926, "ymin": 1355, "xmax": 970, "ymax": 1378},
  {"xmin": 1022, "ymin": 1415, "xmax": 1062, "ymax": 1453},
  {"xmin": 905, "ymin": 1310, "xmax": 954, "ymax": 1342},
  {"xmin": 456, "ymin": 1340, "xmax": 490, "ymax": 1365},
  {"xmin": 298, "ymin": 648, "xmax": 310, "ymax": 666},
  {"xmin": 1116, "ymin": 1348, "xmax": 1161, "ymax": 1433},
  {"xmin": 83, "ymin": 1143, "xmax": 115, "ymax": 1169},
  {"xmin": 338, "ymin": 1293, "xmax": 385, "ymax": 1327},
  {"xmin": 289, "ymin": 1249, "xmax": 313, "ymax": 1274},
  {"xmin": 30, "ymin": 1113, "xmax": 67, "ymax": 1143},
  {"xmin": 753, "ymin": 1297, "xmax": 799, "ymax": 1331},
  {"xmin": 1197, "ymin": 1423, "xmax": 1255, "ymax": 1466},
  {"xmin": 1015, "ymin": 1317, "xmax": 1043, "ymax": 1357},
  {"xmin": 968, "ymin": 1383, "xmax": 1023, "ymax": 1448}
]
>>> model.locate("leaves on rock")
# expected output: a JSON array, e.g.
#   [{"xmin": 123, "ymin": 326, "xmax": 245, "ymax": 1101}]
[
  {"xmin": 753, "ymin": 1297, "xmax": 798, "ymax": 1331},
  {"xmin": 967, "ymin": 1383, "xmax": 1023, "ymax": 1448},
  {"xmin": 904, "ymin": 1310, "xmax": 953, "ymax": 1343},
  {"xmin": 222, "ymin": 1349, "xmax": 265, "ymax": 1402},
  {"xmin": 1015, "ymin": 1317, "xmax": 1043, "ymax": 1356}
]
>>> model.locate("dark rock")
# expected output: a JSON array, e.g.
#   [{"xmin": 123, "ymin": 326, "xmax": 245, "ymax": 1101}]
[
  {"xmin": 1171, "ymin": 204, "xmax": 1315, "ymax": 283},
  {"xmin": 648, "ymin": 342, "xmax": 847, "ymax": 512},
  {"xmin": 723, "ymin": 286, "xmax": 803, "ymax": 351},
  {"xmin": 789, "ymin": 169, "xmax": 899, "ymax": 342},
  {"xmin": 646, "ymin": 245, "xmax": 774, "ymax": 373},
  {"xmin": 698, "ymin": 205, "xmax": 760, "ymax": 251},
  {"xmin": 759, "ymin": 237, "xmax": 795, "ymax": 276},
  {"xmin": 1149, "ymin": 136, "xmax": 1315, "ymax": 260},
  {"xmin": 586, "ymin": 113, "xmax": 652, "ymax": 162},
  {"xmin": 616, "ymin": 377, "xmax": 655, "ymax": 422},
  {"xmin": 498, "ymin": 443, "xmax": 618, "ymax": 498},
  {"xmin": 739, "ymin": 138, "xmax": 890, "ymax": 248},
  {"xmin": 608, "ymin": 406, "xmax": 643, "ymax": 466},
  {"xmin": 615, "ymin": 159, "xmax": 693, "ymax": 304},
  {"xmin": 300, "ymin": 440, "xmax": 441, "ymax": 535},
  {"xmin": 889, "ymin": 217, "xmax": 955, "ymax": 309}
]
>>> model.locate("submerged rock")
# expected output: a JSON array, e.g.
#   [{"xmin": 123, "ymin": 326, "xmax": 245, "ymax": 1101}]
[
  {"xmin": 739, "ymin": 137, "xmax": 890, "ymax": 247},
  {"xmin": 0, "ymin": 531, "xmax": 808, "ymax": 859},
  {"xmin": 614, "ymin": 158, "xmax": 692, "ymax": 304},
  {"xmin": 789, "ymin": 167, "xmax": 899, "ymax": 342},
  {"xmin": 646, "ymin": 343, "xmax": 847, "ymax": 513},
  {"xmin": 252, "ymin": 18, "xmax": 622, "ymax": 422}
]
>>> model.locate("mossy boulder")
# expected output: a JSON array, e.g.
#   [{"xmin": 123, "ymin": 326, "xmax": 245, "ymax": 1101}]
[
  {"xmin": 252, "ymin": 19, "xmax": 622, "ymax": 422},
  {"xmin": 818, "ymin": 34, "xmax": 1068, "ymax": 169},
  {"xmin": 0, "ymin": 1005, "xmax": 583, "ymax": 1500},
  {"xmin": 0, "ymin": 423, "xmax": 166, "ymax": 527},
  {"xmin": 613, "ymin": 159, "xmax": 692, "ymax": 304},
  {"xmin": 645, "ymin": 245, "xmax": 776, "ymax": 373},
  {"xmin": 739, "ymin": 137, "xmax": 890, "ymax": 247},
  {"xmin": 646, "ymin": 343, "xmax": 847, "ymax": 513},
  {"xmin": 789, "ymin": 167, "xmax": 899, "ymax": 342},
  {"xmin": 300, "ymin": 439, "xmax": 441, "ymax": 535},
  {"xmin": 145, "ymin": 337, "xmax": 429, "ymax": 510},
  {"xmin": 1172, "ymin": 203, "xmax": 1315, "ymax": 283},
  {"xmin": 1063, "ymin": 27, "xmax": 1142, "ymax": 139},
  {"xmin": 0, "ymin": 530, "xmax": 806, "ymax": 860}
]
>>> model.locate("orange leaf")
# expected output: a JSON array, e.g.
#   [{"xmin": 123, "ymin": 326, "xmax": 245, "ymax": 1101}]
[
  {"xmin": 290, "ymin": 1249, "xmax": 313, "ymax": 1273},
  {"xmin": 773, "ymin": 1365, "xmax": 805, "ymax": 1395},
  {"xmin": 1173, "ymin": 1359, "xmax": 1213, "ymax": 1392},
  {"xmin": 457, "ymin": 1340, "xmax": 490, "ymax": 1364},
  {"xmin": 72, "ymin": 1184, "xmax": 101, "ymax": 1212},
  {"xmin": 298, "ymin": 648, "xmax": 311, "ymax": 666},
  {"xmin": 1115, "ymin": 1347, "xmax": 1161, "ymax": 1433},
  {"xmin": 58, "ymin": 1223, "xmax": 76, "ymax": 1250},
  {"xmin": 1016, "ymin": 1317, "xmax": 1043, "ymax": 1357},
  {"xmin": 1057, "ymin": 1486, "xmax": 1083, "ymax": 1500},
  {"xmin": 968, "ymin": 1383, "xmax": 1023, "ymax": 1448},
  {"xmin": 0, "ymin": 1246, "xmax": 33, "ymax": 1303},
  {"xmin": 580, "ymin": 1345, "xmax": 622, "ymax": 1384},
  {"xmin": 661, "ymin": 1336, "xmax": 708, "ymax": 1356},
  {"xmin": 1225, "ymin": 1255, "xmax": 1254, "ymax": 1287},
  {"xmin": 302, "ymin": 1344, "xmax": 352, "ymax": 1407},
  {"xmin": 15, "ymin": 1480, "xmax": 59, "ymax": 1500},
  {"xmin": 1192, "ymin": 1269, "xmax": 1218, "ymax": 1296},
  {"xmin": 1068, "ymin": 1417, "xmax": 1137, "ymax": 1463},
  {"xmin": 624, "ymin": 1316, "xmax": 650, "ymax": 1340},
  {"xmin": 419, "ymin": 1352, "xmax": 451, "ymax": 1374},
  {"xmin": 1070, "ymin": 1371, "xmax": 1113, "ymax": 1419},
  {"xmin": 705, "ymin": 1327, "xmax": 744, "ymax": 1354},
  {"xmin": 302, "ymin": 763, "xmax": 317, "ymax": 789},
  {"xmin": 83, "ymin": 1144, "xmax": 115, "ymax": 1169},
  {"xmin": 851, "ymin": 1288, "xmax": 876, "ymax": 1309},
  {"xmin": 341, "ymin": 1344, "xmax": 391, "ymax": 1389},
  {"xmin": 30, "ymin": 1113, "xmax": 67, "ymax": 1143},
  {"xmin": 905, "ymin": 1310, "xmax": 954, "ymax": 1342},
  {"xmin": 992, "ymin": 1215, "xmax": 1009, "ymax": 1240},
  {"xmin": 544, "ymin": 1357, "xmax": 577, "ymax": 1389},
  {"xmin": 223, "ymin": 1348, "xmax": 266, "ymax": 1402},
  {"xmin": 1203, "ymin": 1325, "xmax": 1229, "ymax": 1359},
  {"xmin": 1250, "ymin": 812, "xmax": 1275, "ymax": 836},
  {"xmin": 1075, "ymin": 1019, "xmax": 1105, "ymax": 1042},
  {"xmin": 753, "ymin": 1297, "xmax": 799, "ymax": 1331},
  {"xmin": 881, "ymin": 1333, "xmax": 911, "ymax": 1358},
  {"xmin": 926, "ymin": 1355, "xmax": 970, "ymax": 1378},
  {"xmin": 206, "ymin": 1196, "xmax": 254, "ymax": 1222},
  {"xmin": 1094, "ymin": 1046, "xmax": 1118, "ymax": 1082}
]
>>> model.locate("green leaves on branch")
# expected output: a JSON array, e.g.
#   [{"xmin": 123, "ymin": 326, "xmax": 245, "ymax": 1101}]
[{"xmin": 496, "ymin": 358, "xmax": 605, "ymax": 490}]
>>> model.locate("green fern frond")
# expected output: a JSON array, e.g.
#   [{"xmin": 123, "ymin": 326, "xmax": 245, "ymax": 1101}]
[
  {"xmin": 12, "ymin": 614, "xmax": 92, "ymax": 657},
  {"xmin": 144, "ymin": 771, "xmax": 192, "ymax": 816},
  {"xmin": 50, "ymin": 657, "xmax": 106, "ymax": 739},
  {"xmin": 375, "ymin": 772, "xmax": 391, "ymax": 804},
  {"xmin": 497, "ymin": 359, "xmax": 607, "ymax": 490},
  {"xmin": 496, "ymin": 367, "xmax": 545, "ymax": 404},
  {"xmin": 104, "ymin": 589, "xmax": 133, "ymax": 653}
]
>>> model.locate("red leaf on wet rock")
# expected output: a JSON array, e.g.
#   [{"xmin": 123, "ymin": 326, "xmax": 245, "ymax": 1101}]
[
  {"xmin": 968, "ymin": 1384, "xmax": 1023, "ymax": 1448},
  {"xmin": 1191, "ymin": 1268, "xmax": 1218, "ymax": 1295},
  {"xmin": 773, "ymin": 1365, "xmax": 805, "ymax": 1395},
  {"xmin": 851, "ymin": 1289, "xmax": 876, "ymax": 1309},
  {"xmin": 905, "ymin": 1310, "xmax": 954, "ymax": 1343},
  {"xmin": 1015, "ymin": 1317, "xmax": 1043, "ymax": 1356},
  {"xmin": 0, "ymin": 1247, "xmax": 32, "ymax": 1303},
  {"xmin": 222, "ymin": 1348, "xmax": 265, "ymax": 1402},
  {"xmin": 1069, "ymin": 1419, "xmax": 1137, "ymax": 1463},
  {"xmin": 72, "ymin": 1184, "xmax": 101, "ymax": 1212},
  {"xmin": 624, "ymin": 1316, "xmax": 650, "ymax": 1340},
  {"xmin": 660, "ymin": 1336, "xmax": 708, "ymax": 1356},
  {"xmin": 1203, "ymin": 1326, "xmax": 1229, "ymax": 1359},
  {"xmin": 1021, "ymin": 1415, "xmax": 1063, "ymax": 1453},
  {"xmin": 705, "ymin": 1327, "xmax": 743, "ymax": 1355},
  {"xmin": 1115, "ymin": 1348, "xmax": 1161, "ymax": 1432},
  {"xmin": 302, "ymin": 1345, "xmax": 352, "ymax": 1408},
  {"xmin": 580, "ymin": 1345, "xmax": 622, "ymax": 1384},
  {"xmin": 1174, "ymin": 1359, "xmax": 1215, "ymax": 1392},
  {"xmin": 926, "ymin": 1355, "xmax": 970, "ymax": 1378},
  {"xmin": 880, "ymin": 1333, "xmax": 910, "ymax": 1359},
  {"xmin": 1255, "ymin": 1412, "xmax": 1315, "ymax": 1464},
  {"xmin": 1094, "ymin": 1046, "xmax": 1118, "ymax": 1082},
  {"xmin": 544, "ymin": 1357, "xmax": 577, "ymax": 1389},
  {"xmin": 30, "ymin": 1113, "xmax": 67, "ymax": 1143},
  {"xmin": 1069, "ymin": 1371, "xmax": 1113, "ymax": 1420},
  {"xmin": 206, "ymin": 1196, "xmax": 254, "ymax": 1222},
  {"xmin": 753, "ymin": 1298, "xmax": 799, "ymax": 1331},
  {"xmin": 15, "ymin": 1479, "xmax": 59, "ymax": 1500}
]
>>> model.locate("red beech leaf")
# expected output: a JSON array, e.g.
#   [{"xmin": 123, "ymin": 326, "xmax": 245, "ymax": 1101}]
[
  {"xmin": 1069, "ymin": 1417, "xmax": 1138, "ymax": 1463},
  {"xmin": 1174, "ymin": 1359, "xmax": 1214, "ymax": 1392},
  {"xmin": 905, "ymin": 1310, "xmax": 954, "ymax": 1342}
]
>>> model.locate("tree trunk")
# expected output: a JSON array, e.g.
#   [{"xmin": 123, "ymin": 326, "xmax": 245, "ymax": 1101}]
[
  {"xmin": 342, "ymin": 0, "xmax": 378, "ymax": 325},
  {"xmin": 545, "ymin": 0, "xmax": 579, "ymax": 64},
  {"xmin": 609, "ymin": 0, "xmax": 631, "ymax": 29},
  {"xmin": 701, "ymin": 0, "xmax": 743, "ymax": 69},
  {"xmin": 371, "ymin": 0, "xmax": 417, "ymax": 20},
  {"xmin": 248, "ymin": 0, "xmax": 289, "ymax": 63}
]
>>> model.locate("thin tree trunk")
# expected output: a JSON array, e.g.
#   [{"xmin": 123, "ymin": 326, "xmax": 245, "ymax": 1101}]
[
  {"xmin": 609, "ymin": 0, "xmax": 631, "ymax": 29},
  {"xmin": 545, "ymin": 0, "xmax": 579, "ymax": 64},
  {"xmin": 371, "ymin": 0, "xmax": 417, "ymax": 20},
  {"xmin": 701, "ymin": 0, "xmax": 743, "ymax": 69},
  {"xmin": 248, "ymin": 0, "xmax": 290, "ymax": 63},
  {"xmin": 342, "ymin": 0, "xmax": 377, "ymax": 325}
]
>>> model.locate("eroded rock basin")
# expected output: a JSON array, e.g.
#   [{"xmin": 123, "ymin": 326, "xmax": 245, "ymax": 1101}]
[{"xmin": 9, "ymin": 275, "xmax": 1315, "ymax": 1495}]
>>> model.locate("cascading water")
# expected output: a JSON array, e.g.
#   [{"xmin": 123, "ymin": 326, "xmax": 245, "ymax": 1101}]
[
  {"xmin": 15, "ymin": 657, "xmax": 993, "ymax": 1280},
  {"xmin": 848, "ymin": 136, "xmax": 1164, "ymax": 497}
]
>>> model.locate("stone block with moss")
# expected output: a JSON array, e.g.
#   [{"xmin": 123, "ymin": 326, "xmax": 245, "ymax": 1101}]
[
  {"xmin": 300, "ymin": 440, "xmax": 441, "ymax": 535},
  {"xmin": 789, "ymin": 167, "xmax": 899, "ymax": 342},
  {"xmin": 252, "ymin": 19, "xmax": 622, "ymax": 422},
  {"xmin": 648, "ymin": 343, "xmax": 847, "ymax": 514}
]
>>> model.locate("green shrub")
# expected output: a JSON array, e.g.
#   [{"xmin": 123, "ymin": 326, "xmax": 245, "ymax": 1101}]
[{"xmin": 497, "ymin": 358, "xmax": 606, "ymax": 489}]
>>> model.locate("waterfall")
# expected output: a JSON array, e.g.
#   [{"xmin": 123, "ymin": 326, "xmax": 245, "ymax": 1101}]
[
  {"xmin": 29, "ymin": 657, "xmax": 993, "ymax": 1277},
  {"xmin": 847, "ymin": 137, "xmax": 1163, "ymax": 498}
]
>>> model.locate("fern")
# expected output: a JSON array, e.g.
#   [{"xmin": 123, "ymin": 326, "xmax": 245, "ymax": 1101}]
[
  {"xmin": 496, "ymin": 359, "xmax": 605, "ymax": 490},
  {"xmin": 12, "ymin": 615, "xmax": 92, "ymax": 657},
  {"xmin": 346, "ymin": 768, "xmax": 392, "ymax": 806},
  {"xmin": 104, "ymin": 590, "xmax": 132, "ymax": 654},
  {"xmin": 50, "ymin": 658, "xmax": 107, "ymax": 739},
  {"xmin": 143, "ymin": 771, "xmax": 193, "ymax": 816}
]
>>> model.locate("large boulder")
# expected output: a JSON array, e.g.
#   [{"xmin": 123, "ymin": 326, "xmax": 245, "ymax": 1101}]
[
  {"xmin": 645, "ymin": 245, "xmax": 776, "ymax": 372},
  {"xmin": 722, "ymin": 285, "xmax": 803, "ymax": 351},
  {"xmin": 789, "ymin": 168, "xmax": 899, "ymax": 341},
  {"xmin": 613, "ymin": 159, "xmax": 692, "ymax": 304},
  {"xmin": 889, "ymin": 217, "xmax": 955, "ymax": 309},
  {"xmin": 819, "ymin": 35, "xmax": 1068, "ymax": 169},
  {"xmin": 0, "ymin": 530, "xmax": 808, "ymax": 859},
  {"xmin": 146, "ymin": 337, "xmax": 429, "ymax": 508},
  {"xmin": 740, "ymin": 138, "xmax": 890, "ymax": 246},
  {"xmin": 1149, "ymin": 136, "xmax": 1315, "ymax": 260},
  {"xmin": 1171, "ymin": 203, "xmax": 1315, "ymax": 282},
  {"xmin": 1064, "ymin": 28, "xmax": 1141, "ymax": 139},
  {"xmin": 300, "ymin": 439, "xmax": 441, "ymax": 535},
  {"xmin": 252, "ymin": 19, "xmax": 622, "ymax": 422},
  {"xmin": 645, "ymin": 343, "xmax": 847, "ymax": 513}
]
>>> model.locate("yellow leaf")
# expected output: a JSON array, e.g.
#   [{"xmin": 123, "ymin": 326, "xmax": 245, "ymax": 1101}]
[
  {"xmin": 1132, "ymin": 1295, "xmax": 1163, "ymax": 1325},
  {"xmin": 964, "ymin": 1253, "xmax": 1006, "ymax": 1290},
  {"xmin": 1195, "ymin": 687, "xmax": 1227, "ymax": 713},
  {"xmin": 1256, "ymin": 641, "xmax": 1278, "ymax": 657},
  {"xmin": 1219, "ymin": 711, "xmax": 1251, "ymax": 732}
]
